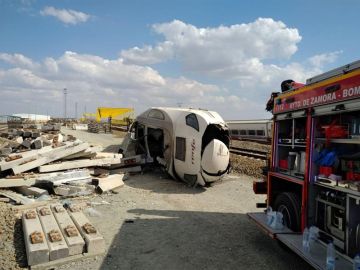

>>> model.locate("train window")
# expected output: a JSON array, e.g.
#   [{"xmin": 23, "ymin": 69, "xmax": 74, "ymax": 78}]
[
  {"xmin": 148, "ymin": 109, "xmax": 165, "ymax": 120},
  {"xmin": 248, "ymin": 130, "xmax": 256, "ymax": 136},
  {"xmin": 256, "ymin": 130, "xmax": 265, "ymax": 136},
  {"xmin": 239, "ymin": 130, "xmax": 247, "ymax": 135},
  {"xmin": 175, "ymin": 137, "xmax": 186, "ymax": 161},
  {"xmin": 231, "ymin": 130, "xmax": 239, "ymax": 135},
  {"xmin": 185, "ymin": 113, "xmax": 199, "ymax": 131}
]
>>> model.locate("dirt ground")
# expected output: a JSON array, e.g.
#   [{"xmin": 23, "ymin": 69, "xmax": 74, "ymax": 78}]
[
  {"xmin": 57, "ymin": 128, "xmax": 312, "ymax": 270},
  {"xmin": 0, "ymin": 128, "xmax": 313, "ymax": 270}
]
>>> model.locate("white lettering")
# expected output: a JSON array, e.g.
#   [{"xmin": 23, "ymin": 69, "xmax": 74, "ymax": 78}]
[
  {"xmin": 310, "ymin": 92, "xmax": 336, "ymax": 105},
  {"xmin": 343, "ymin": 85, "xmax": 360, "ymax": 98}
]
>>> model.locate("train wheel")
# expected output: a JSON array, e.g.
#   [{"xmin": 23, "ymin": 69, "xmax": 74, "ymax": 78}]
[{"xmin": 274, "ymin": 192, "xmax": 301, "ymax": 232}]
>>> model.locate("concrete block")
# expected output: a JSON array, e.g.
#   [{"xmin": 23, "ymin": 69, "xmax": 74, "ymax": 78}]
[
  {"xmin": 39, "ymin": 155, "xmax": 121, "ymax": 173},
  {"xmin": 16, "ymin": 186, "xmax": 48, "ymax": 197},
  {"xmin": 31, "ymin": 139, "xmax": 43, "ymax": 150},
  {"xmin": 68, "ymin": 207, "xmax": 105, "ymax": 254},
  {"xmin": 22, "ymin": 210, "xmax": 49, "ymax": 265},
  {"xmin": 32, "ymin": 132, "xmax": 41, "ymax": 139},
  {"xmin": 16, "ymin": 130, "xmax": 24, "ymax": 137},
  {"xmin": 23, "ymin": 131, "xmax": 32, "ymax": 138},
  {"xmin": 15, "ymin": 136, "xmax": 24, "ymax": 144},
  {"xmin": 35, "ymin": 169, "xmax": 92, "ymax": 186},
  {"xmin": 37, "ymin": 206, "xmax": 69, "ymax": 261},
  {"xmin": 12, "ymin": 142, "xmax": 89, "ymax": 174},
  {"xmin": 53, "ymin": 185, "xmax": 95, "ymax": 197},
  {"xmin": 51, "ymin": 204, "xmax": 85, "ymax": 256},
  {"xmin": 0, "ymin": 147, "xmax": 12, "ymax": 156},
  {"xmin": 94, "ymin": 174, "xmax": 125, "ymax": 194},
  {"xmin": 21, "ymin": 140, "xmax": 31, "ymax": 149}
]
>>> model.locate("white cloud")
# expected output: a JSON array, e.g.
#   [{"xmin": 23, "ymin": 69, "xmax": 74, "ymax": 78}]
[
  {"xmin": 0, "ymin": 53, "xmax": 38, "ymax": 69},
  {"xmin": 0, "ymin": 19, "xmax": 344, "ymax": 119},
  {"xmin": 40, "ymin": 6, "xmax": 90, "ymax": 25},
  {"xmin": 308, "ymin": 51, "xmax": 343, "ymax": 68},
  {"xmin": 0, "ymin": 52, "xmax": 224, "ymax": 117},
  {"xmin": 121, "ymin": 18, "xmax": 302, "ymax": 75}
]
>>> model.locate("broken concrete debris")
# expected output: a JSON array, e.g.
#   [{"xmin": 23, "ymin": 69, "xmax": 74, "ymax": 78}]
[
  {"xmin": 0, "ymin": 125, "xmax": 144, "ymax": 268},
  {"xmin": 93, "ymin": 174, "xmax": 125, "ymax": 194},
  {"xmin": 22, "ymin": 204, "xmax": 103, "ymax": 266},
  {"xmin": 0, "ymin": 127, "xmax": 140, "ymax": 202}
]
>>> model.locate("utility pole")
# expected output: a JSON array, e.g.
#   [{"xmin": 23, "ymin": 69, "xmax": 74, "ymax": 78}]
[
  {"xmin": 75, "ymin": 102, "xmax": 78, "ymax": 119},
  {"xmin": 63, "ymin": 88, "xmax": 67, "ymax": 119}
]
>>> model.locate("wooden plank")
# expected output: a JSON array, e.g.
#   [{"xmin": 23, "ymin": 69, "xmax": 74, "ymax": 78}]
[
  {"xmin": 37, "ymin": 206, "xmax": 69, "ymax": 261},
  {"xmin": 22, "ymin": 210, "xmax": 50, "ymax": 266},
  {"xmin": 38, "ymin": 155, "xmax": 121, "ymax": 173},
  {"xmin": 51, "ymin": 204, "xmax": 85, "ymax": 256},
  {"xmin": 12, "ymin": 142, "xmax": 89, "ymax": 174},
  {"xmin": 68, "ymin": 207, "xmax": 105, "ymax": 254},
  {"xmin": 94, "ymin": 174, "xmax": 125, "ymax": 193}
]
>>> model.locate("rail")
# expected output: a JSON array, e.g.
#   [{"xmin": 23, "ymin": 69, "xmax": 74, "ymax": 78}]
[{"xmin": 229, "ymin": 146, "xmax": 268, "ymax": 160}]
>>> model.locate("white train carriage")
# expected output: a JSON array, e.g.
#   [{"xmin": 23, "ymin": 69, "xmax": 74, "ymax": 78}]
[
  {"xmin": 226, "ymin": 119, "xmax": 272, "ymax": 142},
  {"xmin": 121, "ymin": 107, "xmax": 230, "ymax": 186}
]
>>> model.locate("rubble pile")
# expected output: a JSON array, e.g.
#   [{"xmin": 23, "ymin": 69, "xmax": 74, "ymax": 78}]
[
  {"xmin": 0, "ymin": 126, "xmax": 128, "ymax": 200},
  {"xmin": 0, "ymin": 125, "xmax": 137, "ymax": 268}
]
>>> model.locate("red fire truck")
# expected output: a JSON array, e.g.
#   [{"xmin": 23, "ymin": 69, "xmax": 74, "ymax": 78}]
[{"xmin": 249, "ymin": 60, "xmax": 360, "ymax": 269}]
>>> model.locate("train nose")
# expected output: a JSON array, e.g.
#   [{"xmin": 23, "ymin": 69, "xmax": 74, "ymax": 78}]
[{"xmin": 201, "ymin": 139, "xmax": 230, "ymax": 182}]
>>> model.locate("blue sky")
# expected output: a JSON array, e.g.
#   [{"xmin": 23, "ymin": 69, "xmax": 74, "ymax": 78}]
[{"xmin": 0, "ymin": 0, "xmax": 359, "ymax": 119}]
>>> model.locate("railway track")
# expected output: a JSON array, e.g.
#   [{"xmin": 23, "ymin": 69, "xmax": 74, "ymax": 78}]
[{"xmin": 229, "ymin": 146, "xmax": 268, "ymax": 160}]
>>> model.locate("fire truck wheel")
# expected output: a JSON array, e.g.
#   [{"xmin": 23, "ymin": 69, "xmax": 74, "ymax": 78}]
[{"xmin": 274, "ymin": 192, "xmax": 301, "ymax": 232}]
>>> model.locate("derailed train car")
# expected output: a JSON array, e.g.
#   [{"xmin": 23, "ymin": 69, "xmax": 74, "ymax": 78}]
[{"xmin": 121, "ymin": 107, "xmax": 230, "ymax": 186}]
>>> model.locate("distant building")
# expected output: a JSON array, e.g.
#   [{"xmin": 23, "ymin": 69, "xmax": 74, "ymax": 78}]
[{"xmin": 12, "ymin": 114, "xmax": 51, "ymax": 122}]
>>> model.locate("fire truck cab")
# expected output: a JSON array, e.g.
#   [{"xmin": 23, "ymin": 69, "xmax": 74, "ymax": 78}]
[{"xmin": 249, "ymin": 60, "xmax": 360, "ymax": 269}]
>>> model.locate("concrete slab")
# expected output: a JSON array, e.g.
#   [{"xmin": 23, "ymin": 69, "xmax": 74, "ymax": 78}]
[
  {"xmin": 37, "ymin": 206, "xmax": 69, "ymax": 261},
  {"xmin": 38, "ymin": 155, "xmax": 121, "ymax": 173},
  {"xmin": 94, "ymin": 174, "xmax": 125, "ymax": 193},
  {"xmin": 12, "ymin": 142, "xmax": 89, "ymax": 174},
  {"xmin": 30, "ymin": 252, "xmax": 99, "ymax": 270},
  {"xmin": 22, "ymin": 210, "xmax": 49, "ymax": 266},
  {"xmin": 68, "ymin": 207, "xmax": 105, "ymax": 254},
  {"xmin": 16, "ymin": 186, "xmax": 48, "ymax": 197},
  {"xmin": 51, "ymin": 204, "xmax": 85, "ymax": 256}
]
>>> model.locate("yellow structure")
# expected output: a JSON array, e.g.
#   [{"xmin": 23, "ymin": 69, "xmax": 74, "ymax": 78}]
[{"xmin": 96, "ymin": 107, "xmax": 134, "ymax": 125}]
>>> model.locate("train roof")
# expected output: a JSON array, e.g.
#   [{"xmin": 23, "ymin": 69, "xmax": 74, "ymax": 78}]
[
  {"xmin": 138, "ymin": 107, "xmax": 225, "ymax": 124},
  {"xmin": 226, "ymin": 119, "xmax": 272, "ymax": 124}
]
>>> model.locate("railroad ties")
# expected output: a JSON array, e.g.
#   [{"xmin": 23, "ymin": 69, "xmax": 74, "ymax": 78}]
[{"xmin": 229, "ymin": 146, "xmax": 268, "ymax": 160}]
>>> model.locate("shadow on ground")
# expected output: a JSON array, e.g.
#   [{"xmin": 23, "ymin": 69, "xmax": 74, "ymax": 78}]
[
  {"xmin": 124, "ymin": 170, "xmax": 207, "ymax": 195},
  {"xmin": 102, "ymin": 144, "xmax": 121, "ymax": 153},
  {"xmin": 100, "ymin": 209, "xmax": 313, "ymax": 270}
]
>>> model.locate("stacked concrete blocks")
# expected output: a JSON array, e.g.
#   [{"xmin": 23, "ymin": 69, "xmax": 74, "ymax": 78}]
[
  {"xmin": 22, "ymin": 210, "xmax": 49, "ymax": 266},
  {"xmin": 37, "ymin": 206, "xmax": 69, "ymax": 261},
  {"xmin": 51, "ymin": 204, "xmax": 85, "ymax": 256},
  {"xmin": 68, "ymin": 205, "xmax": 105, "ymax": 255}
]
